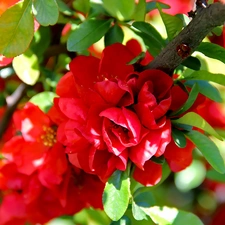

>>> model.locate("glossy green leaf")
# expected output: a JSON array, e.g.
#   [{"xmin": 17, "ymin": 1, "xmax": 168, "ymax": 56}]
[
  {"xmin": 146, "ymin": 206, "xmax": 204, "ymax": 225},
  {"xmin": 56, "ymin": 0, "xmax": 74, "ymax": 15},
  {"xmin": 207, "ymin": 169, "xmax": 225, "ymax": 182},
  {"xmin": 132, "ymin": 191, "xmax": 155, "ymax": 220},
  {"xmin": 0, "ymin": 0, "xmax": 34, "ymax": 57},
  {"xmin": 29, "ymin": 92, "xmax": 57, "ymax": 112},
  {"xmin": 104, "ymin": 24, "xmax": 124, "ymax": 46},
  {"xmin": 182, "ymin": 56, "xmax": 201, "ymax": 70},
  {"xmin": 102, "ymin": 0, "xmax": 135, "ymax": 21},
  {"xmin": 103, "ymin": 170, "xmax": 130, "ymax": 221},
  {"xmin": 12, "ymin": 49, "xmax": 39, "ymax": 85},
  {"xmin": 172, "ymin": 128, "xmax": 187, "ymax": 148},
  {"xmin": 185, "ymin": 80, "xmax": 222, "ymax": 103},
  {"xmin": 170, "ymin": 83, "xmax": 199, "ymax": 116},
  {"xmin": 73, "ymin": 0, "xmax": 90, "ymax": 14},
  {"xmin": 110, "ymin": 216, "xmax": 132, "ymax": 225},
  {"xmin": 132, "ymin": 21, "xmax": 165, "ymax": 56},
  {"xmin": 196, "ymin": 42, "xmax": 225, "ymax": 64},
  {"xmin": 67, "ymin": 19, "xmax": 112, "ymax": 52},
  {"xmin": 158, "ymin": 5, "xmax": 183, "ymax": 40},
  {"xmin": 185, "ymin": 130, "xmax": 225, "ymax": 174},
  {"xmin": 146, "ymin": 2, "xmax": 170, "ymax": 13},
  {"xmin": 184, "ymin": 70, "xmax": 225, "ymax": 86},
  {"xmin": 133, "ymin": 0, "xmax": 146, "ymax": 21},
  {"xmin": 173, "ymin": 112, "xmax": 222, "ymax": 140},
  {"xmin": 32, "ymin": 0, "xmax": 59, "ymax": 26}
]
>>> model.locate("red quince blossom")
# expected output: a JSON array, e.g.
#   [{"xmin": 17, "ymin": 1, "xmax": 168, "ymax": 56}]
[
  {"xmin": 51, "ymin": 39, "xmax": 197, "ymax": 187},
  {"xmin": 0, "ymin": 102, "xmax": 104, "ymax": 225}
]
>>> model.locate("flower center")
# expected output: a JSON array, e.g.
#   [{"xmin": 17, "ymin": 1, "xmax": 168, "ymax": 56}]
[{"xmin": 40, "ymin": 126, "xmax": 56, "ymax": 147}]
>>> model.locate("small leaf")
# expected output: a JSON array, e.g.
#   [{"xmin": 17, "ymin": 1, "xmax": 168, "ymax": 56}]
[
  {"xmin": 132, "ymin": 191, "xmax": 155, "ymax": 220},
  {"xmin": 158, "ymin": 4, "xmax": 183, "ymax": 40},
  {"xmin": 172, "ymin": 128, "xmax": 187, "ymax": 148},
  {"xmin": 67, "ymin": 19, "xmax": 112, "ymax": 52},
  {"xmin": 29, "ymin": 92, "xmax": 57, "ymax": 112},
  {"xmin": 0, "ymin": 0, "xmax": 34, "ymax": 57},
  {"xmin": 185, "ymin": 80, "xmax": 222, "ymax": 103},
  {"xmin": 196, "ymin": 42, "xmax": 225, "ymax": 64},
  {"xmin": 170, "ymin": 83, "xmax": 199, "ymax": 116},
  {"xmin": 102, "ymin": 0, "xmax": 135, "ymax": 21},
  {"xmin": 132, "ymin": 21, "xmax": 165, "ymax": 56},
  {"xmin": 185, "ymin": 130, "xmax": 225, "ymax": 174},
  {"xmin": 56, "ymin": 0, "xmax": 74, "ymax": 16},
  {"xmin": 72, "ymin": 0, "xmax": 90, "ymax": 14},
  {"xmin": 133, "ymin": 0, "xmax": 146, "ymax": 21},
  {"xmin": 103, "ymin": 170, "xmax": 130, "ymax": 221},
  {"xmin": 110, "ymin": 216, "xmax": 132, "ymax": 225},
  {"xmin": 207, "ymin": 169, "xmax": 225, "ymax": 182},
  {"xmin": 146, "ymin": 206, "xmax": 204, "ymax": 225},
  {"xmin": 182, "ymin": 56, "xmax": 201, "ymax": 70},
  {"xmin": 12, "ymin": 49, "xmax": 39, "ymax": 85},
  {"xmin": 32, "ymin": 0, "xmax": 59, "ymax": 26},
  {"xmin": 146, "ymin": 2, "xmax": 170, "ymax": 13},
  {"xmin": 184, "ymin": 70, "xmax": 225, "ymax": 87},
  {"xmin": 127, "ymin": 52, "xmax": 145, "ymax": 65},
  {"xmin": 104, "ymin": 24, "xmax": 124, "ymax": 46},
  {"xmin": 173, "ymin": 112, "xmax": 222, "ymax": 140}
]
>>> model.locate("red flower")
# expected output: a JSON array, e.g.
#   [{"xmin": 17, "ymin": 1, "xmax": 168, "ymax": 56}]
[{"xmin": 52, "ymin": 39, "xmax": 184, "ymax": 186}]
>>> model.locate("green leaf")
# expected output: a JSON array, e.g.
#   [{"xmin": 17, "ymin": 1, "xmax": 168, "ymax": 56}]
[
  {"xmin": 32, "ymin": 0, "xmax": 59, "ymax": 26},
  {"xmin": 0, "ymin": 0, "xmax": 34, "ymax": 57},
  {"xmin": 132, "ymin": 21, "xmax": 165, "ymax": 56},
  {"xmin": 172, "ymin": 128, "xmax": 187, "ymax": 148},
  {"xmin": 12, "ymin": 49, "xmax": 40, "ymax": 85},
  {"xmin": 73, "ymin": 0, "xmax": 90, "ymax": 14},
  {"xmin": 184, "ymin": 70, "xmax": 225, "ymax": 86},
  {"xmin": 170, "ymin": 83, "xmax": 199, "ymax": 116},
  {"xmin": 173, "ymin": 112, "xmax": 222, "ymax": 140},
  {"xmin": 207, "ymin": 169, "xmax": 225, "ymax": 183},
  {"xmin": 181, "ymin": 56, "xmax": 201, "ymax": 71},
  {"xmin": 104, "ymin": 24, "xmax": 124, "ymax": 46},
  {"xmin": 29, "ymin": 92, "xmax": 57, "ymax": 112},
  {"xmin": 133, "ymin": 0, "xmax": 146, "ymax": 21},
  {"xmin": 158, "ymin": 4, "xmax": 183, "ymax": 40},
  {"xmin": 56, "ymin": 0, "xmax": 74, "ymax": 16},
  {"xmin": 196, "ymin": 42, "xmax": 225, "ymax": 64},
  {"xmin": 185, "ymin": 80, "xmax": 222, "ymax": 103},
  {"xmin": 102, "ymin": 0, "xmax": 135, "ymax": 21},
  {"xmin": 103, "ymin": 170, "xmax": 131, "ymax": 221},
  {"xmin": 127, "ymin": 52, "xmax": 145, "ymax": 65},
  {"xmin": 67, "ymin": 19, "xmax": 112, "ymax": 52},
  {"xmin": 146, "ymin": 2, "xmax": 170, "ymax": 13},
  {"xmin": 146, "ymin": 206, "xmax": 204, "ymax": 225},
  {"xmin": 185, "ymin": 130, "xmax": 225, "ymax": 174},
  {"xmin": 110, "ymin": 216, "xmax": 132, "ymax": 225},
  {"xmin": 132, "ymin": 191, "xmax": 155, "ymax": 220}
]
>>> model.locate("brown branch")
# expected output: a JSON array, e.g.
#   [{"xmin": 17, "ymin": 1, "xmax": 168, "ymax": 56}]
[
  {"xmin": 145, "ymin": 2, "xmax": 225, "ymax": 75},
  {"xmin": 0, "ymin": 83, "xmax": 28, "ymax": 140}
]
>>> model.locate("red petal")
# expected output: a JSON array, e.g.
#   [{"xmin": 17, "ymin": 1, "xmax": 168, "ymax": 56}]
[
  {"xmin": 100, "ymin": 43, "xmax": 135, "ymax": 81},
  {"xmin": 133, "ymin": 160, "xmax": 162, "ymax": 186},
  {"xmin": 69, "ymin": 55, "xmax": 100, "ymax": 89}
]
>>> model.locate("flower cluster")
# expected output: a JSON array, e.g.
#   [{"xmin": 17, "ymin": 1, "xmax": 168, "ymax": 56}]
[
  {"xmin": 50, "ymin": 39, "xmax": 201, "ymax": 187},
  {"xmin": 0, "ymin": 103, "xmax": 104, "ymax": 225}
]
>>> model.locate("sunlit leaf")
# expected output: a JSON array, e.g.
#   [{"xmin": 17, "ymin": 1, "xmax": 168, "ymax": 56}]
[
  {"xmin": 103, "ymin": 170, "xmax": 131, "ymax": 221},
  {"xmin": 133, "ymin": 0, "xmax": 146, "ymax": 21},
  {"xmin": 67, "ymin": 19, "xmax": 112, "ymax": 52},
  {"xmin": 172, "ymin": 112, "xmax": 222, "ymax": 140},
  {"xmin": 29, "ymin": 92, "xmax": 57, "ymax": 112},
  {"xmin": 102, "ymin": 0, "xmax": 135, "ymax": 21},
  {"xmin": 184, "ymin": 70, "xmax": 225, "ymax": 86},
  {"xmin": 146, "ymin": 206, "xmax": 204, "ymax": 225},
  {"xmin": 196, "ymin": 42, "xmax": 225, "ymax": 64},
  {"xmin": 104, "ymin": 24, "xmax": 124, "ymax": 46},
  {"xmin": 12, "ymin": 49, "xmax": 39, "ymax": 85},
  {"xmin": 32, "ymin": 0, "xmax": 59, "ymax": 26},
  {"xmin": 0, "ymin": 0, "xmax": 34, "ymax": 57},
  {"xmin": 185, "ymin": 130, "xmax": 225, "ymax": 174},
  {"xmin": 185, "ymin": 80, "xmax": 222, "ymax": 103}
]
